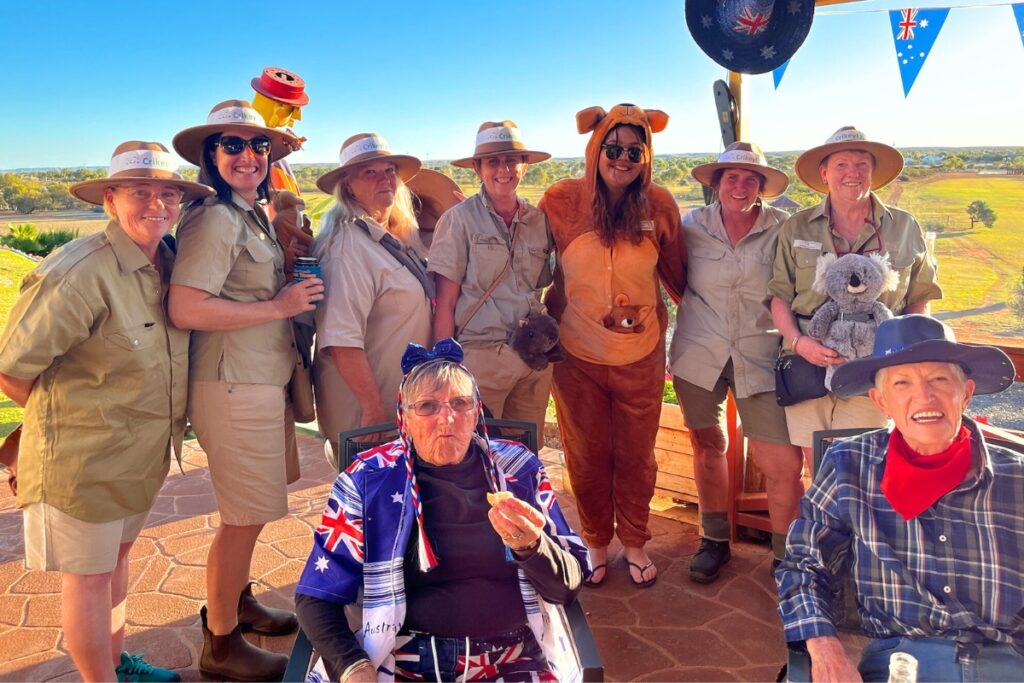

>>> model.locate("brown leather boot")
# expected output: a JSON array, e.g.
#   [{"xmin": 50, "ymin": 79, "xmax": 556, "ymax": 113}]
[
  {"xmin": 237, "ymin": 582, "xmax": 298, "ymax": 635},
  {"xmin": 199, "ymin": 605, "xmax": 288, "ymax": 681}
]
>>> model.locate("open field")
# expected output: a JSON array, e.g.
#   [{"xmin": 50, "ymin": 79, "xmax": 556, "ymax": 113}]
[{"xmin": 0, "ymin": 249, "xmax": 37, "ymax": 435}]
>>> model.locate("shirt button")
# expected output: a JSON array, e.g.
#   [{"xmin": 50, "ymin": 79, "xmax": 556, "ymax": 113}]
[
  {"xmin": 939, "ymin": 534, "xmax": 947, "ymax": 542},
  {"xmin": 260, "ymin": 233, "xmax": 266, "ymax": 240},
  {"xmin": 943, "ymin": 586, "xmax": 951, "ymax": 594},
  {"xmin": 132, "ymin": 339, "xmax": 139, "ymax": 346}
]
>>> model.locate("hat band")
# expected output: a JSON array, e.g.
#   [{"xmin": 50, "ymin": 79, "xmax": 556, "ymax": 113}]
[
  {"xmin": 109, "ymin": 150, "xmax": 179, "ymax": 177},
  {"xmin": 475, "ymin": 126, "xmax": 524, "ymax": 147},
  {"xmin": 340, "ymin": 136, "xmax": 390, "ymax": 165},
  {"xmin": 207, "ymin": 106, "xmax": 264, "ymax": 126},
  {"xmin": 717, "ymin": 150, "xmax": 765, "ymax": 165},
  {"xmin": 258, "ymin": 73, "xmax": 304, "ymax": 101},
  {"xmin": 828, "ymin": 131, "xmax": 869, "ymax": 144}
]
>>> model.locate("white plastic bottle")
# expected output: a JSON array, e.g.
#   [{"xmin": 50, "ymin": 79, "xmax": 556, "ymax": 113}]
[{"xmin": 887, "ymin": 652, "xmax": 918, "ymax": 683}]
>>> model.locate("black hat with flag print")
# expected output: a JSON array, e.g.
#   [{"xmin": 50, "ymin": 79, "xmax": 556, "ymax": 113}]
[{"xmin": 685, "ymin": 0, "xmax": 815, "ymax": 74}]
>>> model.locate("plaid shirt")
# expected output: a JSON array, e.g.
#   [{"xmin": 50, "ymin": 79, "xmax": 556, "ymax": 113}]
[{"xmin": 777, "ymin": 419, "xmax": 1024, "ymax": 645}]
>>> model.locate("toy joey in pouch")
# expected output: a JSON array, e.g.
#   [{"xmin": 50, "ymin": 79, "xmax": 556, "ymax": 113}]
[
  {"xmin": 602, "ymin": 293, "xmax": 650, "ymax": 334},
  {"xmin": 806, "ymin": 252, "xmax": 898, "ymax": 390}
]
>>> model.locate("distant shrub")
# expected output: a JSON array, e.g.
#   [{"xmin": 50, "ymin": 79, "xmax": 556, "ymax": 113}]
[
  {"xmin": 37, "ymin": 228, "xmax": 78, "ymax": 254},
  {"xmin": 1, "ymin": 223, "xmax": 78, "ymax": 257},
  {"xmin": 1010, "ymin": 267, "xmax": 1024, "ymax": 325},
  {"xmin": 922, "ymin": 220, "xmax": 946, "ymax": 233}
]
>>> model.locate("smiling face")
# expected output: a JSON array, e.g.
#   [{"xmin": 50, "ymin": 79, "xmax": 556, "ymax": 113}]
[
  {"xmin": 105, "ymin": 182, "xmax": 182, "ymax": 252},
  {"xmin": 345, "ymin": 159, "xmax": 399, "ymax": 216},
  {"xmin": 820, "ymin": 150, "xmax": 875, "ymax": 203},
  {"xmin": 474, "ymin": 154, "xmax": 526, "ymax": 205},
  {"xmin": 869, "ymin": 361, "xmax": 975, "ymax": 455},
  {"xmin": 213, "ymin": 127, "xmax": 270, "ymax": 202},
  {"xmin": 598, "ymin": 125, "xmax": 645, "ymax": 195},
  {"xmin": 715, "ymin": 168, "xmax": 765, "ymax": 214}
]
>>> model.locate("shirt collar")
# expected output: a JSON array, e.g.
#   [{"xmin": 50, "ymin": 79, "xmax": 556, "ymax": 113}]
[
  {"xmin": 478, "ymin": 188, "xmax": 525, "ymax": 220},
  {"xmin": 708, "ymin": 200, "xmax": 771, "ymax": 242},
  {"xmin": 809, "ymin": 192, "xmax": 893, "ymax": 226},
  {"xmin": 105, "ymin": 220, "xmax": 154, "ymax": 274}
]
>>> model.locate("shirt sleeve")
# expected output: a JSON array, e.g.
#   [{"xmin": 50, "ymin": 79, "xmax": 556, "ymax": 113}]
[
  {"xmin": 170, "ymin": 204, "xmax": 239, "ymax": 295},
  {"xmin": 315, "ymin": 231, "xmax": 376, "ymax": 350},
  {"xmin": 656, "ymin": 204, "xmax": 687, "ymax": 303},
  {"xmin": 767, "ymin": 219, "xmax": 799, "ymax": 304},
  {"xmin": 425, "ymin": 207, "xmax": 468, "ymax": 284}
]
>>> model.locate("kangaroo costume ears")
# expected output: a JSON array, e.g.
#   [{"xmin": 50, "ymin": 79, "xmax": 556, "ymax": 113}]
[{"xmin": 576, "ymin": 105, "xmax": 670, "ymax": 135}]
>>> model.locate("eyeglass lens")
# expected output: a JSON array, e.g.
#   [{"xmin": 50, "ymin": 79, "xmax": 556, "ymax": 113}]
[
  {"xmin": 218, "ymin": 135, "xmax": 272, "ymax": 156},
  {"xmin": 411, "ymin": 396, "xmax": 476, "ymax": 416},
  {"xmin": 602, "ymin": 144, "xmax": 643, "ymax": 163}
]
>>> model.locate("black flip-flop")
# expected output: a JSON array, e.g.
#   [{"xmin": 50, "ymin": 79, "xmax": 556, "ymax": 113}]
[
  {"xmin": 583, "ymin": 563, "xmax": 607, "ymax": 588},
  {"xmin": 626, "ymin": 560, "xmax": 657, "ymax": 589}
]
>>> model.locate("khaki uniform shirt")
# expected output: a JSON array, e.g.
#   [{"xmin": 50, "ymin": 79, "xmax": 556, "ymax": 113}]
[
  {"xmin": 768, "ymin": 193, "xmax": 941, "ymax": 346},
  {"xmin": 427, "ymin": 191, "xmax": 553, "ymax": 345},
  {"xmin": 670, "ymin": 203, "xmax": 788, "ymax": 398},
  {"xmin": 171, "ymin": 192, "xmax": 293, "ymax": 386},
  {"xmin": 0, "ymin": 222, "xmax": 188, "ymax": 522},
  {"xmin": 312, "ymin": 218, "xmax": 431, "ymax": 441}
]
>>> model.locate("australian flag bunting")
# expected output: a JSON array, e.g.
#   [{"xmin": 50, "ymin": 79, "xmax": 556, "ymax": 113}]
[
  {"xmin": 773, "ymin": 59, "xmax": 790, "ymax": 90},
  {"xmin": 1014, "ymin": 4, "xmax": 1024, "ymax": 48},
  {"xmin": 889, "ymin": 7, "xmax": 950, "ymax": 97}
]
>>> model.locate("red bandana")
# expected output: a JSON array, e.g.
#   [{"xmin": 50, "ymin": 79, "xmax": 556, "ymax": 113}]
[{"xmin": 881, "ymin": 425, "xmax": 972, "ymax": 520}]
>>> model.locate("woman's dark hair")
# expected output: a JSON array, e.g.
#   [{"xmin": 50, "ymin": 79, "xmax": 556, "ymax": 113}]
[
  {"xmin": 593, "ymin": 124, "xmax": 648, "ymax": 247},
  {"xmin": 189, "ymin": 133, "xmax": 272, "ymax": 206},
  {"xmin": 710, "ymin": 168, "xmax": 766, "ymax": 192}
]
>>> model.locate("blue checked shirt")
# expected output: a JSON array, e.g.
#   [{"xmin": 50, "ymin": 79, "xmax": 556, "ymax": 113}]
[{"xmin": 777, "ymin": 419, "xmax": 1024, "ymax": 646}]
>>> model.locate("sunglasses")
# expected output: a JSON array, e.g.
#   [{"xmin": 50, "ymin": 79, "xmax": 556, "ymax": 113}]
[
  {"xmin": 601, "ymin": 144, "xmax": 644, "ymax": 164},
  {"xmin": 405, "ymin": 396, "xmax": 476, "ymax": 417},
  {"xmin": 216, "ymin": 135, "xmax": 273, "ymax": 156}
]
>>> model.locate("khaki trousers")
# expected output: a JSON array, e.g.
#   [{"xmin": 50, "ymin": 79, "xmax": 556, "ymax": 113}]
[{"xmin": 461, "ymin": 343, "xmax": 553, "ymax": 444}]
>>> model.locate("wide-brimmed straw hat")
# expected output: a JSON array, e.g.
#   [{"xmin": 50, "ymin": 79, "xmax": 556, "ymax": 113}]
[
  {"xmin": 450, "ymin": 120, "xmax": 550, "ymax": 168},
  {"xmin": 831, "ymin": 315, "xmax": 1015, "ymax": 397},
  {"xmin": 407, "ymin": 169, "xmax": 462, "ymax": 228},
  {"xmin": 795, "ymin": 126, "xmax": 905, "ymax": 194},
  {"xmin": 315, "ymin": 133, "xmax": 421, "ymax": 194},
  {"xmin": 691, "ymin": 141, "xmax": 789, "ymax": 198},
  {"xmin": 70, "ymin": 141, "xmax": 213, "ymax": 206},
  {"xmin": 251, "ymin": 66, "xmax": 308, "ymax": 106},
  {"xmin": 172, "ymin": 99, "xmax": 300, "ymax": 166}
]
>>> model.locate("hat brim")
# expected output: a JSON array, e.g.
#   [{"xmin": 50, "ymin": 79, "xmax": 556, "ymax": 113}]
[
  {"xmin": 691, "ymin": 161, "xmax": 789, "ymax": 199},
  {"xmin": 69, "ymin": 177, "xmax": 214, "ymax": 206},
  {"xmin": 450, "ymin": 149, "xmax": 551, "ymax": 168},
  {"xmin": 795, "ymin": 141, "xmax": 905, "ymax": 194},
  {"xmin": 407, "ymin": 169, "xmax": 463, "ymax": 225},
  {"xmin": 172, "ymin": 123, "xmax": 298, "ymax": 167},
  {"xmin": 251, "ymin": 77, "xmax": 309, "ymax": 106},
  {"xmin": 315, "ymin": 155, "xmax": 422, "ymax": 195},
  {"xmin": 831, "ymin": 339, "xmax": 1016, "ymax": 397}
]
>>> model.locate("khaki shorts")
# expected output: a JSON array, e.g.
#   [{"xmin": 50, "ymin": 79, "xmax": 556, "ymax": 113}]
[
  {"xmin": 784, "ymin": 393, "xmax": 890, "ymax": 448},
  {"xmin": 462, "ymin": 343, "xmax": 553, "ymax": 443},
  {"xmin": 673, "ymin": 362, "xmax": 792, "ymax": 445},
  {"xmin": 189, "ymin": 381, "xmax": 295, "ymax": 526},
  {"xmin": 23, "ymin": 503, "xmax": 148, "ymax": 574}
]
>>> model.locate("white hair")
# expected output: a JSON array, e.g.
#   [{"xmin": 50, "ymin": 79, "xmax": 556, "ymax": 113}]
[
  {"xmin": 873, "ymin": 362, "xmax": 967, "ymax": 392},
  {"xmin": 313, "ymin": 173, "xmax": 419, "ymax": 256}
]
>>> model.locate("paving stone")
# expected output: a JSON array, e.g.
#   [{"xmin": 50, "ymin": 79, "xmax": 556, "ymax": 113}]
[
  {"xmin": 0, "ymin": 593, "xmax": 26, "ymax": 626},
  {"xmin": 260, "ymin": 559, "xmax": 306, "ymax": 589},
  {"xmin": 638, "ymin": 666, "xmax": 740, "ymax": 682},
  {"xmin": 0, "ymin": 560, "xmax": 26, "ymax": 592},
  {"xmin": 736, "ymin": 663, "xmax": 787, "ymax": 681},
  {"xmin": 158, "ymin": 528, "xmax": 215, "ymax": 557},
  {"xmin": 0, "ymin": 626, "xmax": 59, "ymax": 660},
  {"xmin": 23, "ymin": 593, "xmax": 61, "ymax": 627},
  {"xmin": 124, "ymin": 624, "xmax": 194, "ymax": 670},
  {"xmin": 10, "ymin": 570, "xmax": 60, "ymax": 594},
  {"xmin": 126, "ymin": 593, "xmax": 197, "ymax": 627},
  {"xmin": 577, "ymin": 591, "xmax": 636, "ymax": 627},
  {"xmin": 161, "ymin": 566, "xmax": 207, "ymax": 600},
  {"xmin": 633, "ymin": 626, "xmax": 746, "ymax": 669},
  {"xmin": 1, "ymin": 650, "xmax": 77, "ymax": 682},
  {"xmin": 139, "ymin": 515, "xmax": 209, "ymax": 540},
  {"xmin": 259, "ymin": 516, "xmax": 314, "ymax": 543},
  {"xmin": 717, "ymin": 575, "xmax": 785, "ymax": 628},
  {"xmin": 591, "ymin": 626, "xmax": 673, "ymax": 681},
  {"xmin": 272, "ymin": 535, "xmax": 315, "ymax": 559},
  {"xmin": 171, "ymin": 494, "xmax": 219, "ymax": 517},
  {"xmin": 128, "ymin": 536, "xmax": 159, "ymax": 560},
  {"xmin": 628, "ymin": 583, "xmax": 726, "ymax": 629},
  {"xmin": 704, "ymin": 613, "xmax": 786, "ymax": 666},
  {"xmin": 132, "ymin": 555, "xmax": 172, "ymax": 593}
]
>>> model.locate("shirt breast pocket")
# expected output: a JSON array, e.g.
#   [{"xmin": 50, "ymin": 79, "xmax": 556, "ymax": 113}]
[
  {"xmin": 104, "ymin": 323, "xmax": 159, "ymax": 384},
  {"xmin": 526, "ymin": 245, "xmax": 553, "ymax": 289},
  {"xmin": 469, "ymin": 234, "xmax": 509, "ymax": 287},
  {"xmin": 794, "ymin": 247, "xmax": 822, "ymax": 294},
  {"xmin": 888, "ymin": 254, "xmax": 915, "ymax": 310},
  {"xmin": 242, "ymin": 235, "xmax": 280, "ymax": 297}
]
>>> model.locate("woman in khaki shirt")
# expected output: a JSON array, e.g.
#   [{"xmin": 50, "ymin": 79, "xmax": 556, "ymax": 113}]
[
  {"xmin": 169, "ymin": 101, "xmax": 323, "ymax": 681},
  {"xmin": 0, "ymin": 141, "xmax": 211, "ymax": 682}
]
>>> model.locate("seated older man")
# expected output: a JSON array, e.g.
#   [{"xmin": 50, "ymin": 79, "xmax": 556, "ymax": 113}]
[{"xmin": 776, "ymin": 315, "xmax": 1023, "ymax": 683}]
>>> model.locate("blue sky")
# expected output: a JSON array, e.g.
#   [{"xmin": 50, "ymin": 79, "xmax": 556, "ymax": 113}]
[{"xmin": 1, "ymin": 0, "xmax": 1022, "ymax": 169}]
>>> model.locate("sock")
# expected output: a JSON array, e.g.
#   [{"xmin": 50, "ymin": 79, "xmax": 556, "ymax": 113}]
[
  {"xmin": 772, "ymin": 532, "xmax": 787, "ymax": 561},
  {"xmin": 701, "ymin": 512, "xmax": 730, "ymax": 543}
]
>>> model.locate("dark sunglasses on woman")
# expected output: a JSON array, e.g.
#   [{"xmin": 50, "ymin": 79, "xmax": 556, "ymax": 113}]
[
  {"xmin": 601, "ymin": 144, "xmax": 644, "ymax": 164},
  {"xmin": 216, "ymin": 135, "xmax": 273, "ymax": 156}
]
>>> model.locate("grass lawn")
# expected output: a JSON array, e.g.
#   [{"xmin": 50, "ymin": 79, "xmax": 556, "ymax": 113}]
[{"xmin": 0, "ymin": 249, "xmax": 35, "ymax": 438}]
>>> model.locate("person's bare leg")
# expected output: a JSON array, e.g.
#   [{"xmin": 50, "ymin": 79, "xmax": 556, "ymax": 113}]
[
  {"xmin": 750, "ymin": 440, "xmax": 805, "ymax": 536},
  {"xmin": 62, "ymin": 571, "xmax": 116, "ymax": 681},
  {"xmin": 205, "ymin": 523, "xmax": 264, "ymax": 635},
  {"xmin": 109, "ymin": 541, "xmax": 134, "ymax": 663},
  {"xmin": 588, "ymin": 545, "xmax": 609, "ymax": 584}
]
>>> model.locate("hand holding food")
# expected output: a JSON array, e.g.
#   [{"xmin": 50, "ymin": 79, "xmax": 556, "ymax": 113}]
[{"xmin": 487, "ymin": 491, "xmax": 544, "ymax": 555}]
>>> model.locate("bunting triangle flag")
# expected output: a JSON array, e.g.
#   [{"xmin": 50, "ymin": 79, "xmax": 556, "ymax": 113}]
[
  {"xmin": 889, "ymin": 7, "xmax": 950, "ymax": 97},
  {"xmin": 773, "ymin": 60, "xmax": 790, "ymax": 90},
  {"xmin": 1014, "ymin": 4, "xmax": 1024, "ymax": 47}
]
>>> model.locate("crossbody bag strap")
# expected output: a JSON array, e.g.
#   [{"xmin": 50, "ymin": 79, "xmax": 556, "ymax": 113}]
[
  {"xmin": 455, "ymin": 223, "xmax": 520, "ymax": 335},
  {"xmin": 355, "ymin": 219, "xmax": 436, "ymax": 302}
]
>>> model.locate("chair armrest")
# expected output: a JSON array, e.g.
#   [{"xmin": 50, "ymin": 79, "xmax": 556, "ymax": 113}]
[
  {"xmin": 284, "ymin": 627, "xmax": 314, "ymax": 682},
  {"xmin": 786, "ymin": 641, "xmax": 812, "ymax": 682},
  {"xmin": 566, "ymin": 599, "xmax": 604, "ymax": 681}
]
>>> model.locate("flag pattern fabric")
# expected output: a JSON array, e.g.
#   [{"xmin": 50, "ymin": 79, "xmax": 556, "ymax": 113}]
[{"xmin": 889, "ymin": 7, "xmax": 950, "ymax": 96}]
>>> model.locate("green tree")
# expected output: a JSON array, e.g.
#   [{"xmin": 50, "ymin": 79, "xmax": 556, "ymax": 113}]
[
  {"xmin": 1009, "ymin": 267, "xmax": 1024, "ymax": 324},
  {"xmin": 966, "ymin": 200, "xmax": 997, "ymax": 229},
  {"xmin": 941, "ymin": 154, "xmax": 966, "ymax": 171}
]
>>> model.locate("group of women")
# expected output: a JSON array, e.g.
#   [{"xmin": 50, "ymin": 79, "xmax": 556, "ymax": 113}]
[{"xmin": 0, "ymin": 94, "xmax": 940, "ymax": 681}]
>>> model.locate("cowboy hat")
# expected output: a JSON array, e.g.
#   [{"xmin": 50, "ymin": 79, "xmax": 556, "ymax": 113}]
[
  {"xmin": 70, "ymin": 141, "xmax": 213, "ymax": 206},
  {"xmin": 172, "ymin": 99, "xmax": 300, "ymax": 166},
  {"xmin": 251, "ymin": 66, "xmax": 308, "ymax": 106},
  {"xmin": 450, "ymin": 120, "xmax": 550, "ymax": 168},
  {"xmin": 685, "ymin": 0, "xmax": 815, "ymax": 74},
  {"xmin": 691, "ymin": 141, "xmax": 789, "ymax": 198},
  {"xmin": 831, "ymin": 315, "xmax": 1015, "ymax": 397},
  {"xmin": 795, "ymin": 126, "xmax": 905, "ymax": 194},
  {"xmin": 316, "ymin": 133, "xmax": 421, "ymax": 195},
  {"xmin": 407, "ymin": 169, "xmax": 462, "ymax": 229}
]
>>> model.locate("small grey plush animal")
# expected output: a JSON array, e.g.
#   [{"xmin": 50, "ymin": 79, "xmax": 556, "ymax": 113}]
[
  {"xmin": 807, "ymin": 252, "xmax": 899, "ymax": 390},
  {"xmin": 508, "ymin": 313, "xmax": 566, "ymax": 371}
]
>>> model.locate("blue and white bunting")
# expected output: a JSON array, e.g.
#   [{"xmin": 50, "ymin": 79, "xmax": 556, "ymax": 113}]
[
  {"xmin": 1013, "ymin": 4, "xmax": 1024, "ymax": 48},
  {"xmin": 889, "ymin": 7, "xmax": 950, "ymax": 97},
  {"xmin": 773, "ymin": 59, "xmax": 790, "ymax": 90}
]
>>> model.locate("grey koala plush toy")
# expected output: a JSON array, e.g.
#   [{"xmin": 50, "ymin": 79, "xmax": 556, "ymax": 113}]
[
  {"xmin": 508, "ymin": 312, "xmax": 566, "ymax": 371},
  {"xmin": 807, "ymin": 252, "xmax": 899, "ymax": 390}
]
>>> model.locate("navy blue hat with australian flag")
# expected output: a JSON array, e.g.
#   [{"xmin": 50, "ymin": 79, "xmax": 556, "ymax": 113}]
[{"xmin": 685, "ymin": 0, "xmax": 815, "ymax": 74}]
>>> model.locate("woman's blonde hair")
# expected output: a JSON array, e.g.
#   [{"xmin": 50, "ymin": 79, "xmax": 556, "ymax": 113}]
[{"xmin": 313, "ymin": 170, "xmax": 419, "ymax": 255}]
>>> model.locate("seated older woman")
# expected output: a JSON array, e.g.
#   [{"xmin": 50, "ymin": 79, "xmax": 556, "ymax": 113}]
[
  {"xmin": 777, "ymin": 315, "xmax": 1022, "ymax": 682},
  {"xmin": 295, "ymin": 339, "xmax": 588, "ymax": 682}
]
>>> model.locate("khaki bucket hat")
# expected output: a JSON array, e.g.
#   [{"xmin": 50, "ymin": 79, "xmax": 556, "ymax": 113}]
[
  {"xmin": 172, "ymin": 99, "xmax": 300, "ymax": 166},
  {"xmin": 450, "ymin": 120, "xmax": 551, "ymax": 168},
  {"xmin": 795, "ymin": 126, "xmax": 905, "ymax": 194},
  {"xmin": 407, "ymin": 169, "xmax": 463, "ymax": 228},
  {"xmin": 70, "ymin": 141, "xmax": 213, "ymax": 206},
  {"xmin": 691, "ymin": 141, "xmax": 789, "ymax": 198},
  {"xmin": 315, "ymin": 133, "xmax": 421, "ymax": 194}
]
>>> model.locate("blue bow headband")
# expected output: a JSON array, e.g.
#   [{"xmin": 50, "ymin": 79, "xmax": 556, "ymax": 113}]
[{"xmin": 400, "ymin": 338, "xmax": 464, "ymax": 375}]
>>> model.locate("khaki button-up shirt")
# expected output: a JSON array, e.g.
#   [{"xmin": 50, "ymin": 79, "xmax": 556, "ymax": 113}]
[
  {"xmin": 427, "ymin": 191, "xmax": 553, "ymax": 345},
  {"xmin": 171, "ymin": 192, "xmax": 293, "ymax": 386},
  {"xmin": 768, "ymin": 193, "xmax": 941, "ymax": 345},
  {"xmin": 0, "ymin": 222, "xmax": 188, "ymax": 523},
  {"xmin": 670, "ymin": 203, "xmax": 788, "ymax": 398}
]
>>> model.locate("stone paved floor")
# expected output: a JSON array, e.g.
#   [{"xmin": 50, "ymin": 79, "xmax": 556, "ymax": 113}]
[{"xmin": 0, "ymin": 436, "xmax": 796, "ymax": 682}]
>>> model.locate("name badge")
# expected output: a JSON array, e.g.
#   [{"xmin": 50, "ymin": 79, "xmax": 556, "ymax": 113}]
[
  {"xmin": 794, "ymin": 239, "xmax": 822, "ymax": 250},
  {"xmin": 640, "ymin": 220, "xmax": 654, "ymax": 232}
]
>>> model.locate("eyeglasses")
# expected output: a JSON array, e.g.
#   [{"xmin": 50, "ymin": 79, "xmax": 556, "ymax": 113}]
[
  {"xmin": 216, "ymin": 135, "xmax": 273, "ymax": 156},
  {"xmin": 601, "ymin": 144, "xmax": 644, "ymax": 164},
  {"xmin": 482, "ymin": 155, "xmax": 526, "ymax": 170},
  {"xmin": 117, "ymin": 186, "xmax": 184, "ymax": 204},
  {"xmin": 404, "ymin": 396, "xmax": 476, "ymax": 417}
]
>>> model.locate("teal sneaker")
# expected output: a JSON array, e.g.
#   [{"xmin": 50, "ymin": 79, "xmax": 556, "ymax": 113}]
[{"xmin": 115, "ymin": 652, "xmax": 181, "ymax": 682}]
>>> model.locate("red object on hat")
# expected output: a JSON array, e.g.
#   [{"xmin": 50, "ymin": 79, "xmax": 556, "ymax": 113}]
[{"xmin": 251, "ymin": 67, "xmax": 309, "ymax": 106}]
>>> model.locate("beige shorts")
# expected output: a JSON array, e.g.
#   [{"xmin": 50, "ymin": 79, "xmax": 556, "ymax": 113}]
[
  {"xmin": 189, "ymin": 381, "xmax": 296, "ymax": 526},
  {"xmin": 462, "ymin": 343, "xmax": 553, "ymax": 442},
  {"xmin": 673, "ymin": 366, "xmax": 792, "ymax": 445},
  {"xmin": 23, "ymin": 503, "xmax": 148, "ymax": 574},
  {"xmin": 784, "ymin": 393, "xmax": 890, "ymax": 448}
]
